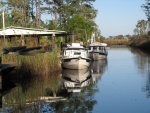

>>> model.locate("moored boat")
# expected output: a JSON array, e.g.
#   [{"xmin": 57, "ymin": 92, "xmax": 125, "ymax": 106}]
[
  {"xmin": 61, "ymin": 43, "xmax": 91, "ymax": 69},
  {"xmin": 88, "ymin": 42, "xmax": 108, "ymax": 60}
]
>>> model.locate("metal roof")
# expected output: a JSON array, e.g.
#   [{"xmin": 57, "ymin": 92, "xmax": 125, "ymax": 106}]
[{"xmin": 0, "ymin": 26, "xmax": 67, "ymax": 37}]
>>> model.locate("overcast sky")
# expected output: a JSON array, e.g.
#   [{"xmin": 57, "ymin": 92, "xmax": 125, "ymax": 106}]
[{"xmin": 93, "ymin": 0, "xmax": 147, "ymax": 38}]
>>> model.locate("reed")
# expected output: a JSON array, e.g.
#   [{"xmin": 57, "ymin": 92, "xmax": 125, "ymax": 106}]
[
  {"xmin": 2, "ymin": 48, "xmax": 61, "ymax": 78},
  {"xmin": 2, "ymin": 54, "xmax": 19, "ymax": 64},
  {"xmin": 104, "ymin": 39, "xmax": 128, "ymax": 45}
]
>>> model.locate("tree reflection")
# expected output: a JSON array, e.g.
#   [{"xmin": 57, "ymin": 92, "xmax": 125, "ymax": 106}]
[
  {"xmin": 144, "ymin": 56, "xmax": 150, "ymax": 98},
  {"xmin": 130, "ymin": 47, "xmax": 150, "ymax": 98},
  {"xmin": 49, "ymin": 94, "xmax": 97, "ymax": 113},
  {"xmin": 130, "ymin": 47, "xmax": 148, "ymax": 73}
]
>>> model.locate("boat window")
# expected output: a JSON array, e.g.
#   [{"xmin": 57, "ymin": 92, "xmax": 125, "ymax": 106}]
[
  {"xmin": 100, "ymin": 47, "xmax": 103, "ymax": 50},
  {"xmin": 93, "ymin": 47, "xmax": 97, "ymax": 50},
  {"xmin": 89, "ymin": 47, "xmax": 93, "ymax": 50},
  {"xmin": 74, "ymin": 52, "xmax": 81, "ymax": 55}
]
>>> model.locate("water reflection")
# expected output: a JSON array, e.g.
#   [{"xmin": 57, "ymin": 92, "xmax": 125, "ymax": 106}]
[
  {"xmin": 0, "ymin": 75, "xmax": 16, "ymax": 111},
  {"xmin": 0, "ymin": 59, "xmax": 108, "ymax": 112},
  {"xmin": 130, "ymin": 47, "xmax": 149, "ymax": 73},
  {"xmin": 91, "ymin": 59, "xmax": 108, "ymax": 84},
  {"xmin": 130, "ymin": 47, "xmax": 150, "ymax": 98},
  {"xmin": 62, "ymin": 69, "xmax": 91, "ymax": 93}
]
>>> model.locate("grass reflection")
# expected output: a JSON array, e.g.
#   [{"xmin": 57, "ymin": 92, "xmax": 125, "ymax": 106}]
[
  {"xmin": 2, "ymin": 49, "xmax": 63, "ymax": 112},
  {"xmin": 3, "ymin": 71, "xmax": 62, "ymax": 112}
]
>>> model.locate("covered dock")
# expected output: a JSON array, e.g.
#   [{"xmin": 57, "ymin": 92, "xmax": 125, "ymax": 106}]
[
  {"xmin": 0, "ymin": 26, "xmax": 67, "ymax": 37},
  {"xmin": 0, "ymin": 26, "xmax": 69, "ymax": 49}
]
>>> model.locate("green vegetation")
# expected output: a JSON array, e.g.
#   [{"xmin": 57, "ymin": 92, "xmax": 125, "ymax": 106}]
[
  {"xmin": 0, "ymin": 0, "xmax": 99, "ymax": 43},
  {"xmin": 127, "ymin": 0, "xmax": 150, "ymax": 50},
  {"xmin": 2, "ymin": 49, "xmax": 61, "ymax": 74}
]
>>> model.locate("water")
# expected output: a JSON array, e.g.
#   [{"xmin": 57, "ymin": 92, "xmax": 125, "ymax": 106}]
[
  {"xmin": 1, "ymin": 46, "xmax": 150, "ymax": 113},
  {"xmin": 93, "ymin": 47, "xmax": 150, "ymax": 113}
]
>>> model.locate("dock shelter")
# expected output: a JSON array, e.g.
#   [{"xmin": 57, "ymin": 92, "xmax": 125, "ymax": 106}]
[
  {"xmin": 0, "ymin": 26, "xmax": 67, "ymax": 36},
  {"xmin": 0, "ymin": 26, "xmax": 68, "ymax": 46}
]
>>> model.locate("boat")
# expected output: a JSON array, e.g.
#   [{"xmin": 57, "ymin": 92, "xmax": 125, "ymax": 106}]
[
  {"xmin": 62, "ymin": 69, "xmax": 91, "ymax": 92},
  {"xmin": 88, "ymin": 42, "xmax": 108, "ymax": 60},
  {"xmin": 61, "ymin": 43, "xmax": 91, "ymax": 69}
]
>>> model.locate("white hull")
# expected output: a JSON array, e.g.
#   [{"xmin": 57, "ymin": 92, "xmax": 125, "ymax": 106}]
[
  {"xmin": 62, "ymin": 57, "xmax": 91, "ymax": 69},
  {"xmin": 89, "ymin": 52, "xmax": 107, "ymax": 60}
]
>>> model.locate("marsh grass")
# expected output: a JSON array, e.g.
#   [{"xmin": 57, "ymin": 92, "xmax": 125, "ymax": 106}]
[
  {"xmin": 104, "ymin": 39, "xmax": 128, "ymax": 45},
  {"xmin": 2, "ymin": 48, "xmax": 61, "ymax": 78}
]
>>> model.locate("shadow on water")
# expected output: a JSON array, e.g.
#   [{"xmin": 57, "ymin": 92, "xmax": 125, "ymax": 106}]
[
  {"xmin": 0, "ymin": 75, "xmax": 16, "ymax": 109},
  {"xmin": 0, "ymin": 59, "xmax": 108, "ymax": 112}
]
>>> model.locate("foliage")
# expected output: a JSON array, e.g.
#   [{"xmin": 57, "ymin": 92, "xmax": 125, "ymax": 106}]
[
  {"xmin": 141, "ymin": 0, "xmax": 150, "ymax": 19},
  {"xmin": 66, "ymin": 15, "xmax": 96, "ymax": 42},
  {"xmin": 0, "ymin": 0, "xmax": 99, "ymax": 43},
  {"xmin": 134, "ymin": 20, "xmax": 147, "ymax": 36}
]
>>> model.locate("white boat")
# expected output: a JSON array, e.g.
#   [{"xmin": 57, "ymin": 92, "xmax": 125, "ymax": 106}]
[
  {"xmin": 61, "ymin": 43, "xmax": 91, "ymax": 69},
  {"xmin": 62, "ymin": 69, "xmax": 91, "ymax": 92},
  {"xmin": 88, "ymin": 42, "xmax": 108, "ymax": 60}
]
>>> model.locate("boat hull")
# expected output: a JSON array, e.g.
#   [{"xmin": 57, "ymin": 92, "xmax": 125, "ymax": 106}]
[
  {"xmin": 61, "ymin": 57, "xmax": 91, "ymax": 69},
  {"xmin": 89, "ymin": 52, "xmax": 107, "ymax": 60}
]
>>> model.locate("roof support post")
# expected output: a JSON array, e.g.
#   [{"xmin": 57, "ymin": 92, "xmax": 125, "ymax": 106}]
[
  {"xmin": 71, "ymin": 34, "xmax": 75, "ymax": 43},
  {"xmin": 52, "ymin": 33, "xmax": 55, "ymax": 49},
  {"xmin": 21, "ymin": 35, "xmax": 25, "ymax": 46},
  {"xmin": 37, "ymin": 36, "xmax": 40, "ymax": 45}
]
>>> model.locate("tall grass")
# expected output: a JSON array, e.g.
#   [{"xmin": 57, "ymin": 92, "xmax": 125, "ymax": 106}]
[{"xmin": 2, "ymin": 48, "xmax": 61, "ymax": 78}]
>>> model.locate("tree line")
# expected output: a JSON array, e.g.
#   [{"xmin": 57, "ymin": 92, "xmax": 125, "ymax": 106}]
[
  {"xmin": 133, "ymin": 0, "xmax": 150, "ymax": 36},
  {"xmin": 0, "ymin": 0, "xmax": 99, "ymax": 42}
]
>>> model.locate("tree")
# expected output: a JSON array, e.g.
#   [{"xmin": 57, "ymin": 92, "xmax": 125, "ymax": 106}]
[
  {"xmin": 1, "ymin": 0, "xmax": 99, "ymax": 43},
  {"xmin": 141, "ymin": 0, "xmax": 150, "ymax": 19},
  {"xmin": 133, "ymin": 28, "xmax": 139, "ymax": 36},
  {"xmin": 141, "ymin": 0, "xmax": 150, "ymax": 36},
  {"xmin": 5, "ymin": 0, "xmax": 31, "ymax": 27},
  {"xmin": 136, "ymin": 20, "xmax": 147, "ymax": 35}
]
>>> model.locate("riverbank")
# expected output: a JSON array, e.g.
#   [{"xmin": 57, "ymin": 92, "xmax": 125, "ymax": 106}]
[
  {"xmin": 127, "ymin": 36, "xmax": 150, "ymax": 52},
  {"xmin": 103, "ymin": 36, "xmax": 150, "ymax": 52}
]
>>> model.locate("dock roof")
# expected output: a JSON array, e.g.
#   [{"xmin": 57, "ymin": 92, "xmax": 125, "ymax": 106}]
[{"xmin": 0, "ymin": 26, "xmax": 67, "ymax": 37}]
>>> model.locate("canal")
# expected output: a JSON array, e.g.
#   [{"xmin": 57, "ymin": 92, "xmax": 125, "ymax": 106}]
[{"xmin": 0, "ymin": 46, "xmax": 150, "ymax": 113}]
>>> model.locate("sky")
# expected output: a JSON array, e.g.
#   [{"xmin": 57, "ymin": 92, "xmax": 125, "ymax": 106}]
[{"xmin": 93, "ymin": 0, "xmax": 147, "ymax": 38}]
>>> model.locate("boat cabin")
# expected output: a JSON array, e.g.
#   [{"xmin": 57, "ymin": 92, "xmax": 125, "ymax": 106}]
[
  {"xmin": 88, "ymin": 45, "xmax": 107, "ymax": 54},
  {"xmin": 63, "ymin": 43, "xmax": 89, "ymax": 58}
]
